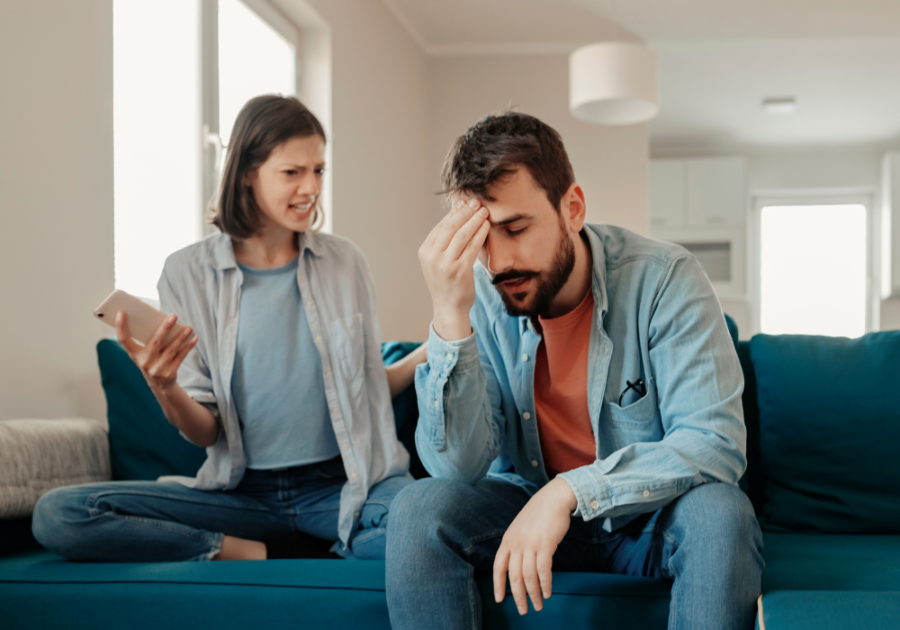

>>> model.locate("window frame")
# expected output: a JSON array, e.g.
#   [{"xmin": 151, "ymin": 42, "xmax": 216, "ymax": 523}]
[{"xmin": 749, "ymin": 189, "xmax": 880, "ymax": 336}]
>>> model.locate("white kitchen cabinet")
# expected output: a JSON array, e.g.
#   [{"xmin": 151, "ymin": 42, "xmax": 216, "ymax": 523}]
[
  {"xmin": 686, "ymin": 157, "xmax": 746, "ymax": 226},
  {"xmin": 649, "ymin": 159, "xmax": 687, "ymax": 229}
]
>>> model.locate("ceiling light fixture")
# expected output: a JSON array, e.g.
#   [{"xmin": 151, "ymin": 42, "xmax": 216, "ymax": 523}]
[
  {"xmin": 762, "ymin": 97, "xmax": 797, "ymax": 115},
  {"xmin": 569, "ymin": 42, "xmax": 659, "ymax": 126}
]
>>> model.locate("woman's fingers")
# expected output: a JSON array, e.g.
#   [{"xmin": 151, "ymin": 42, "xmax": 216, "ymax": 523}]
[
  {"xmin": 170, "ymin": 335, "xmax": 199, "ymax": 371},
  {"xmin": 115, "ymin": 312, "xmax": 142, "ymax": 356},
  {"xmin": 522, "ymin": 552, "xmax": 543, "ymax": 612},
  {"xmin": 147, "ymin": 314, "xmax": 179, "ymax": 355},
  {"xmin": 158, "ymin": 326, "xmax": 193, "ymax": 366}
]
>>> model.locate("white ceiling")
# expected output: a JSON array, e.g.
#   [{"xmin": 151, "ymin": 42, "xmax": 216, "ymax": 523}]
[{"xmin": 383, "ymin": 0, "xmax": 900, "ymax": 150}]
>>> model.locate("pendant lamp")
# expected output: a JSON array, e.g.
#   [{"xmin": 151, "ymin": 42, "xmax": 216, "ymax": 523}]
[{"xmin": 569, "ymin": 42, "xmax": 659, "ymax": 126}]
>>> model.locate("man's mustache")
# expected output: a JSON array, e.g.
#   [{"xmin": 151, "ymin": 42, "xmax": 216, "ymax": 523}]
[{"xmin": 492, "ymin": 269, "xmax": 540, "ymax": 286}]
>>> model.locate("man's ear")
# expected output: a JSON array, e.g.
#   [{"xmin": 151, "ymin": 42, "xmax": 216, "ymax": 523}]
[{"xmin": 562, "ymin": 183, "xmax": 586, "ymax": 233}]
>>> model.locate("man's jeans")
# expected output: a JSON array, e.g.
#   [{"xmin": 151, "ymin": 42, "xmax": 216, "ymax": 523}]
[
  {"xmin": 386, "ymin": 477, "xmax": 763, "ymax": 630},
  {"xmin": 32, "ymin": 458, "xmax": 411, "ymax": 562}
]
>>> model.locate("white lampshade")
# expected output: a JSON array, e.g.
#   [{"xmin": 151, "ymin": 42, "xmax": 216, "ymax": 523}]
[{"xmin": 569, "ymin": 42, "xmax": 659, "ymax": 126}]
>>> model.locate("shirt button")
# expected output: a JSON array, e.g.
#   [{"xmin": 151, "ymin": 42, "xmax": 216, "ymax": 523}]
[
  {"xmin": 315, "ymin": 336, "xmax": 322, "ymax": 343},
  {"xmin": 324, "ymin": 371, "xmax": 332, "ymax": 379},
  {"xmin": 522, "ymin": 412, "xmax": 531, "ymax": 420},
  {"xmin": 433, "ymin": 400, "xmax": 439, "ymax": 408},
  {"xmin": 331, "ymin": 407, "xmax": 340, "ymax": 416},
  {"xmin": 590, "ymin": 499, "xmax": 600, "ymax": 510},
  {"xmin": 445, "ymin": 352, "xmax": 453, "ymax": 361},
  {"xmin": 349, "ymin": 472, "xmax": 359, "ymax": 481},
  {"xmin": 521, "ymin": 354, "xmax": 529, "ymax": 362},
  {"xmin": 642, "ymin": 489, "xmax": 651, "ymax": 497},
  {"xmin": 531, "ymin": 459, "xmax": 539, "ymax": 467},
  {"xmin": 353, "ymin": 511, "xmax": 360, "ymax": 518}
]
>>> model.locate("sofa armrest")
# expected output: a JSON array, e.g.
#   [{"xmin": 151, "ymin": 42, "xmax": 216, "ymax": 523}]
[{"xmin": 0, "ymin": 418, "xmax": 111, "ymax": 519}]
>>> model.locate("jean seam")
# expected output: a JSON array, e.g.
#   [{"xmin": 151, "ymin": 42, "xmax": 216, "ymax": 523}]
[
  {"xmin": 84, "ymin": 488, "xmax": 273, "ymax": 513},
  {"xmin": 86, "ymin": 507, "xmax": 221, "ymax": 548}
]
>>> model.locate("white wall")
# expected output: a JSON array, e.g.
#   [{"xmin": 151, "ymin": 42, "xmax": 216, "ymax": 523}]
[
  {"xmin": 301, "ymin": 0, "xmax": 435, "ymax": 342},
  {"xmin": 0, "ymin": 0, "xmax": 114, "ymax": 422},
  {"xmin": 429, "ymin": 54, "xmax": 649, "ymax": 235}
]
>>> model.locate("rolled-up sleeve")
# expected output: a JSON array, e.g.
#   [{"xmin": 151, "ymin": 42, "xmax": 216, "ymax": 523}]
[{"xmin": 157, "ymin": 262, "xmax": 217, "ymax": 408}]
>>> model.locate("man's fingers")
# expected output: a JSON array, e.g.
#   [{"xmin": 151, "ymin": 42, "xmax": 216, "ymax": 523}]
[
  {"xmin": 460, "ymin": 218, "xmax": 491, "ymax": 267},
  {"xmin": 445, "ymin": 208, "xmax": 488, "ymax": 261},
  {"xmin": 508, "ymin": 551, "xmax": 528, "ymax": 616},
  {"xmin": 522, "ymin": 552, "xmax": 543, "ymax": 612},
  {"xmin": 115, "ymin": 312, "xmax": 142, "ymax": 356},
  {"xmin": 433, "ymin": 201, "xmax": 480, "ymax": 252},
  {"xmin": 536, "ymin": 551, "xmax": 554, "ymax": 600},
  {"xmin": 493, "ymin": 547, "xmax": 510, "ymax": 603}
]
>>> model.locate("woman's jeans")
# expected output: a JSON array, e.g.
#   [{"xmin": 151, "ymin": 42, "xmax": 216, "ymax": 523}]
[
  {"xmin": 32, "ymin": 457, "xmax": 411, "ymax": 562},
  {"xmin": 385, "ymin": 477, "xmax": 764, "ymax": 630}
]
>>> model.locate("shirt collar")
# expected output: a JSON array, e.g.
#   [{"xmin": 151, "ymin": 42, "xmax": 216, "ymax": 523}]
[
  {"xmin": 208, "ymin": 230, "xmax": 323, "ymax": 271},
  {"xmin": 518, "ymin": 225, "xmax": 609, "ymax": 335}
]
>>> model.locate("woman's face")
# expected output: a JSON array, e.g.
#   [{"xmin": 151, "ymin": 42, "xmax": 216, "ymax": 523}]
[{"xmin": 247, "ymin": 134, "xmax": 326, "ymax": 235}]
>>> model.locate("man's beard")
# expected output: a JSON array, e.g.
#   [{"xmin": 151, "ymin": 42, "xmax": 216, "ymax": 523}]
[{"xmin": 492, "ymin": 223, "xmax": 576, "ymax": 318}]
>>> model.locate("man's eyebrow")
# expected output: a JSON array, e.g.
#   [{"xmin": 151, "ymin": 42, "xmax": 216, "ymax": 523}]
[{"xmin": 490, "ymin": 214, "xmax": 530, "ymax": 227}]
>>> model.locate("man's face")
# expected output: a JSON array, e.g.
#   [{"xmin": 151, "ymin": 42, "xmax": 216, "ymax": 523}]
[{"xmin": 473, "ymin": 167, "xmax": 576, "ymax": 318}]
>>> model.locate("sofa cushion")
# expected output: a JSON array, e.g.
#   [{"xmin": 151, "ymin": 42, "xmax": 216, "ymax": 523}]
[
  {"xmin": 762, "ymin": 532, "xmax": 900, "ymax": 593},
  {"xmin": 750, "ymin": 332, "xmax": 900, "ymax": 533},
  {"xmin": 99, "ymin": 339, "xmax": 427, "ymax": 482},
  {"xmin": 0, "ymin": 418, "xmax": 110, "ymax": 518},
  {"xmin": 757, "ymin": 591, "xmax": 900, "ymax": 630},
  {"xmin": 97, "ymin": 339, "xmax": 207, "ymax": 481},
  {"xmin": 0, "ymin": 550, "xmax": 671, "ymax": 630}
]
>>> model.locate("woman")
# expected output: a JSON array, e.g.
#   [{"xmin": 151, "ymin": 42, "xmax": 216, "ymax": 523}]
[{"xmin": 33, "ymin": 95, "xmax": 425, "ymax": 562}]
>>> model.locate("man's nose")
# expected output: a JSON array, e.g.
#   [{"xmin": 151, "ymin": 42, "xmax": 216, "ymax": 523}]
[{"xmin": 484, "ymin": 234, "xmax": 513, "ymax": 274}]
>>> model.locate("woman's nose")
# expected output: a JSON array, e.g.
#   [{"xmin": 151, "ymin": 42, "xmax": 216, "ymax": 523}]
[{"xmin": 297, "ymin": 173, "xmax": 318, "ymax": 196}]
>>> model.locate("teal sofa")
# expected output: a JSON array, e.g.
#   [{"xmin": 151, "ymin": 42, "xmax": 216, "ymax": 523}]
[{"xmin": 2, "ymin": 318, "xmax": 899, "ymax": 629}]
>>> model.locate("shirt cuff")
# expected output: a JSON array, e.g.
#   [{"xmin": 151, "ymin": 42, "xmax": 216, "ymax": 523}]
[
  {"xmin": 427, "ymin": 322, "xmax": 479, "ymax": 370},
  {"xmin": 557, "ymin": 465, "xmax": 612, "ymax": 521}
]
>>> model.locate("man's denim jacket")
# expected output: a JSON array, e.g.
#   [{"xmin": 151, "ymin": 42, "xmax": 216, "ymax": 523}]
[{"xmin": 415, "ymin": 223, "xmax": 746, "ymax": 532}]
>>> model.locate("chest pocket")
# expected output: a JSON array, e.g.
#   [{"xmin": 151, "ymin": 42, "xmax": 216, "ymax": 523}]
[
  {"xmin": 328, "ymin": 312, "xmax": 366, "ymax": 384},
  {"xmin": 604, "ymin": 381, "xmax": 663, "ymax": 448}
]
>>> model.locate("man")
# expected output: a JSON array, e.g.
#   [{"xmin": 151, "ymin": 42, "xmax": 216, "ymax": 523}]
[{"xmin": 386, "ymin": 112, "xmax": 763, "ymax": 630}]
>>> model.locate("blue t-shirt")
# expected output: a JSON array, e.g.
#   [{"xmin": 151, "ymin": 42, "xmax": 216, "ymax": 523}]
[{"xmin": 232, "ymin": 255, "xmax": 340, "ymax": 469}]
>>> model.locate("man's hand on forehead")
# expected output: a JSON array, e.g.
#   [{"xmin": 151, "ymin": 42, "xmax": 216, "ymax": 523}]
[{"xmin": 418, "ymin": 192, "xmax": 491, "ymax": 341}]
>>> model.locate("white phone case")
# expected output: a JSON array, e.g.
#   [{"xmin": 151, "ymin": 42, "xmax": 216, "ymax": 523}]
[{"xmin": 93, "ymin": 290, "xmax": 185, "ymax": 346}]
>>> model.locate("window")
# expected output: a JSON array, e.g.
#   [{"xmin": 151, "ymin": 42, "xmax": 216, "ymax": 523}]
[
  {"xmin": 114, "ymin": 0, "xmax": 298, "ymax": 302},
  {"xmin": 758, "ymin": 202, "xmax": 870, "ymax": 338}
]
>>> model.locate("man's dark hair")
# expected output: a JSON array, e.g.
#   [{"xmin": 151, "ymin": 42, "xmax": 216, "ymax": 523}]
[
  {"xmin": 440, "ymin": 111, "xmax": 575, "ymax": 211},
  {"xmin": 210, "ymin": 94, "xmax": 326, "ymax": 239}
]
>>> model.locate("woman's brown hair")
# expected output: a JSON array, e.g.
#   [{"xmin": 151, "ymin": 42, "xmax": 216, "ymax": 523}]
[{"xmin": 210, "ymin": 95, "xmax": 327, "ymax": 238}]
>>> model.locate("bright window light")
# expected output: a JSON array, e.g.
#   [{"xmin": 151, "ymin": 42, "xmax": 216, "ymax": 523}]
[
  {"xmin": 114, "ymin": 0, "xmax": 201, "ymax": 302},
  {"xmin": 218, "ymin": 0, "xmax": 296, "ymax": 148},
  {"xmin": 760, "ymin": 204, "xmax": 867, "ymax": 338}
]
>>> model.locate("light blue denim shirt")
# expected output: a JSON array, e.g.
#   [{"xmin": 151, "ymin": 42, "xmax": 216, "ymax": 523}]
[
  {"xmin": 156, "ymin": 231, "xmax": 410, "ymax": 547},
  {"xmin": 415, "ymin": 223, "xmax": 746, "ymax": 533}
]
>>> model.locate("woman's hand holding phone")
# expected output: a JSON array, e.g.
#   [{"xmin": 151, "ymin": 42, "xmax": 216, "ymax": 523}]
[{"xmin": 116, "ymin": 311, "xmax": 199, "ymax": 394}]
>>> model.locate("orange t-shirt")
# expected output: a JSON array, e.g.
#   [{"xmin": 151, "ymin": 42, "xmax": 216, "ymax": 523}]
[{"xmin": 534, "ymin": 289, "xmax": 596, "ymax": 478}]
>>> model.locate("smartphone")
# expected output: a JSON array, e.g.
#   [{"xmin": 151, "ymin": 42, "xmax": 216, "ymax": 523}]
[{"xmin": 93, "ymin": 290, "xmax": 186, "ymax": 346}]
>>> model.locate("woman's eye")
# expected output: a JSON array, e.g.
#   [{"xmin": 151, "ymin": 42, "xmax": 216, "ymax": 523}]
[
  {"xmin": 284, "ymin": 170, "xmax": 298, "ymax": 176},
  {"xmin": 315, "ymin": 168, "xmax": 326, "ymax": 175}
]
